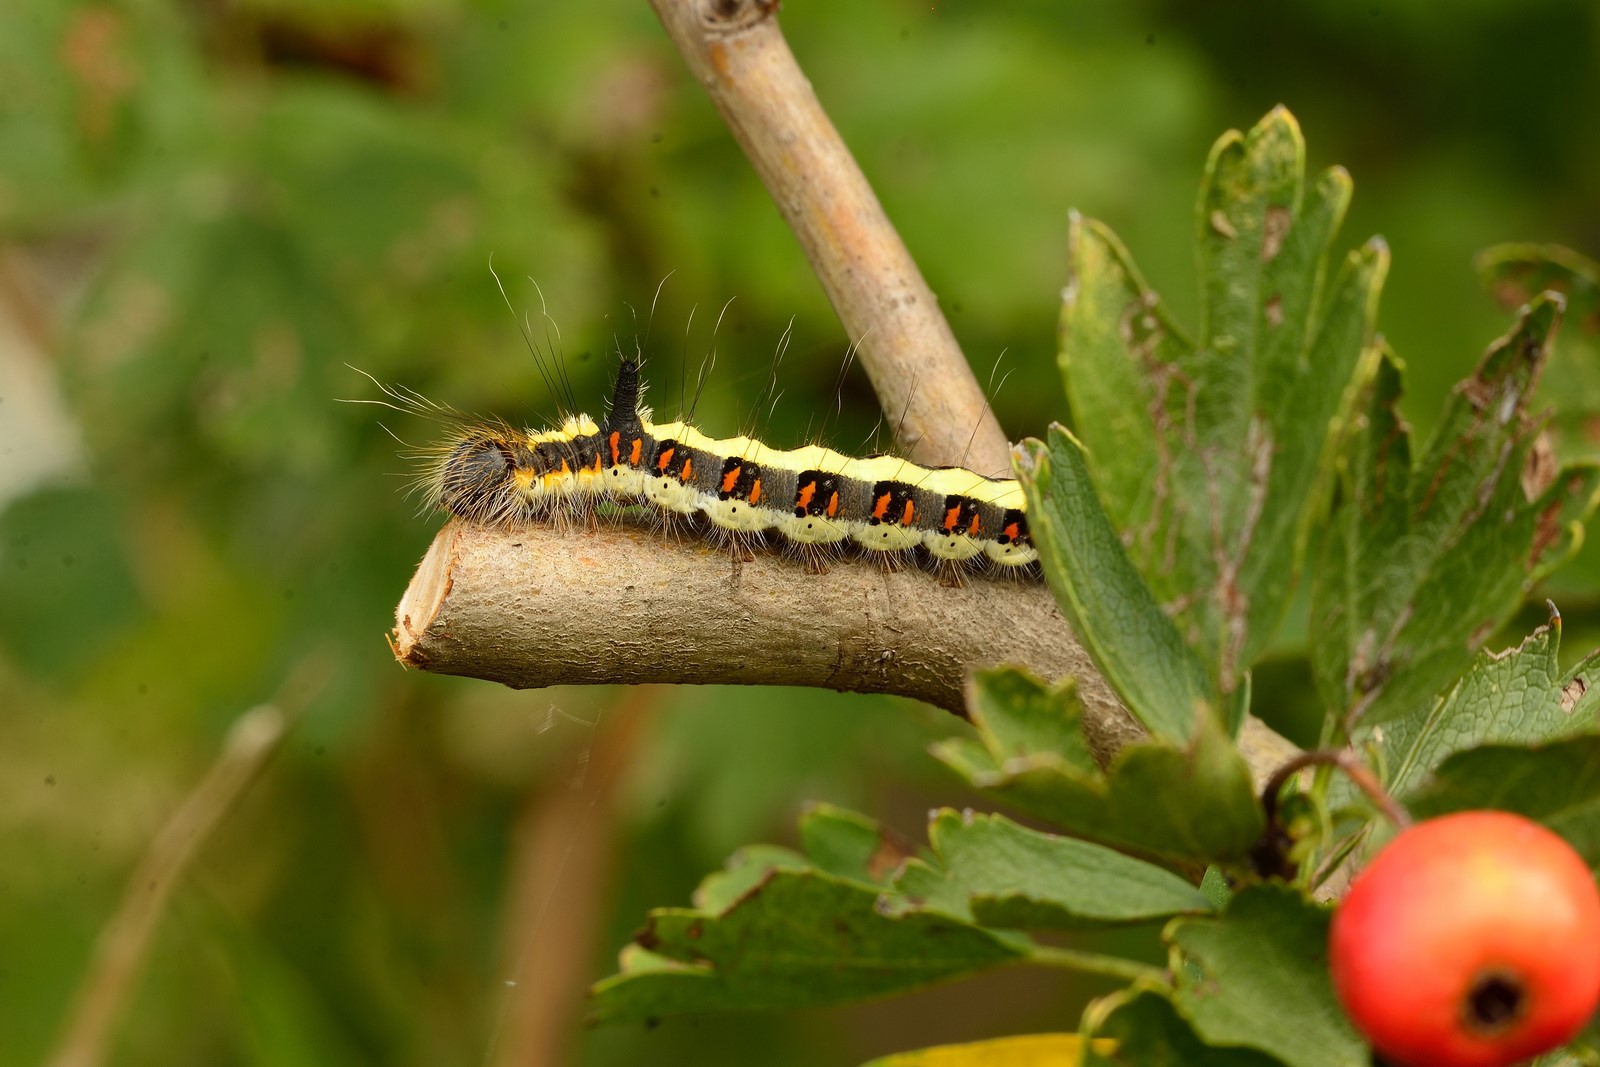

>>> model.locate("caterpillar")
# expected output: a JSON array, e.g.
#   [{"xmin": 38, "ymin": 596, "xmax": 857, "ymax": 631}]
[{"xmin": 417, "ymin": 360, "xmax": 1038, "ymax": 578}]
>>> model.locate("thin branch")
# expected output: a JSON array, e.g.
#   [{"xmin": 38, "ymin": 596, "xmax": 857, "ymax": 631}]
[
  {"xmin": 1261, "ymin": 748, "xmax": 1411, "ymax": 831},
  {"xmin": 645, "ymin": 0, "xmax": 1011, "ymax": 474},
  {"xmin": 392, "ymin": 520, "xmax": 1300, "ymax": 776},
  {"xmin": 44, "ymin": 663, "xmax": 322, "ymax": 1067}
]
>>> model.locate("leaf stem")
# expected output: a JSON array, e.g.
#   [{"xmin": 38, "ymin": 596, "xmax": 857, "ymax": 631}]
[
  {"xmin": 1027, "ymin": 945, "xmax": 1170, "ymax": 985},
  {"xmin": 1262, "ymin": 749, "xmax": 1411, "ymax": 831}
]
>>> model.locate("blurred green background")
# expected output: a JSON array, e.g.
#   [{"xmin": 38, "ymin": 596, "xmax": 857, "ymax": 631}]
[{"xmin": 3, "ymin": 1, "xmax": 1598, "ymax": 1064}]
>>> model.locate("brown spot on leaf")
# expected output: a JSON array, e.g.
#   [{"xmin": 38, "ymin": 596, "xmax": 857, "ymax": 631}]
[
  {"xmin": 1521, "ymin": 431, "xmax": 1557, "ymax": 502},
  {"xmin": 1461, "ymin": 377, "xmax": 1494, "ymax": 412},
  {"xmin": 867, "ymin": 832, "xmax": 912, "ymax": 882},
  {"xmin": 1261, "ymin": 205, "xmax": 1292, "ymax": 262},
  {"xmin": 1561, "ymin": 675, "xmax": 1589, "ymax": 713},
  {"xmin": 1530, "ymin": 496, "xmax": 1565, "ymax": 569},
  {"xmin": 1265, "ymin": 294, "xmax": 1284, "ymax": 328},
  {"xmin": 1209, "ymin": 210, "xmax": 1238, "ymax": 240}
]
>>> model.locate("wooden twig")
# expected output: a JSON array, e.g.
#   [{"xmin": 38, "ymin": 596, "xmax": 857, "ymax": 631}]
[
  {"xmin": 392, "ymin": 520, "xmax": 1299, "ymax": 775},
  {"xmin": 391, "ymin": 0, "xmax": 1303, "ymax": 785},
  {"xmin": 645, "ymin": 0, "xmax": 1010, "ymax": 474}
]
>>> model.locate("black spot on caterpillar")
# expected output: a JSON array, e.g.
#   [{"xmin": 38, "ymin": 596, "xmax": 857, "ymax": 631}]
[{"xmin": 407, "ymin": 360, "xmax": 1038, "ymax": 577}]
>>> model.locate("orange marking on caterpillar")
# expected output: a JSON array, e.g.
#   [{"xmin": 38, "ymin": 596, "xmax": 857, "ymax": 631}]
[
  {"xmin": 796, "ymin": 481, "xmax": 817, "ymax": 511},
  {"xmin": 1003, "ymin": 521, "xmax": 1021, "ymax": 543},
  {"xmin": 607, "ymin": 430, "xmax": 621, "ymax": 464},
  {"xmin": 655, "ymin": 445, "xmax": 676, "ymax": 473},
  {"xmin": 871, "ymin": 492, "xmax": 893, "ymax": 521},
  {"xmin": 900, "ymin": 499, "xmax": 916, "ymax": 526},
  {"xmin": 680, "ymin": 457, "xmax": 693, "ymax": 482},
  {"xmin": 826, "ymin": 491, "xmax": 840, "ymax": 518},
  {"xmin": 966, "ymin": 512, "xmax": 982, "ymax": 536},
  {"xmin": 943, "ymin": 504, "xmax": 963, "ymax": 531},
  {"xmin": 721, "ymin": 466, "xmax": 741, "ymax": 494},
  {"xmin": 628, "ymin": 438, "xmax": 642, "ymax": 465},
  {"xmin": 749, "ymin": 478, "xmax": 762, "ymax": 504}
]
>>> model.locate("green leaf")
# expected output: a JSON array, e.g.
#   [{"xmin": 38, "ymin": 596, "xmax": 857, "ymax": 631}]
[
  {"xmin": 1082, "ymin": 987, "xmax": 1286, "ymax": 1067},
  {"xmin": 1312, "ymin": 299, "xmax": 1600, "ymax": 729},
  {"xmin": 934, "ymin": 682, "xmax": 1263, "ymax": 863},
  {"xmin": 891, "ymin": 809, "xmax": 1214, "ymax": 929},
  {"xmin": 967, "ymin": 667, "xmax": 1099, "ymax": 772},
  {"xmin": 1060, "ymin": 106, "xmax": 1387, "ymax": 696},
  {"xmin": 1167, "ymin": 886, "xmax": 1365, "ymax": 1067},
  {"xmin": 1374, "ymin": 615, "xmax": 1600, "ymax": 800},
  {"xmin": 1478, "ymin": 244, "xmax": 1600, "ymax": 464},
  {"xmin": 691, "ymin": 844, "xmax": 810, "ymax": 914},
  {"xmin": 860, "ymin": 1033, "xmax": 1093, "ymax": 1067},
  {"xmin": 1016, "ymin": 427, "xmax": 1222, "ymax": 740},
  {"xmin": 588, "ymin": 869, "xmax": 1029, "ymax": 1023},
  {"xmin": 1404, "ymin": 735, "xmax": 1600, "ymax": 866},
  {"xmin": 1198, "ymin": 867, "xmax": 1233, "ymax": 910},
  {"xmin": 799, "ymin": 803, "xmax": 911, "ymax": 887}
]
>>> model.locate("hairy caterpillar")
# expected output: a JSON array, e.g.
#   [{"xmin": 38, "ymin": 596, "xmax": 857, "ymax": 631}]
[{"xmin": 415, "ymin": 360, "xmax": 1038, "ymax": 577}]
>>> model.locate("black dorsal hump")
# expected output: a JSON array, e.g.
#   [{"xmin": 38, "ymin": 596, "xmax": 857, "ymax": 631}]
[{"xmin": 604, "ymin": 359, "xmax": 645, "ymax": 437}]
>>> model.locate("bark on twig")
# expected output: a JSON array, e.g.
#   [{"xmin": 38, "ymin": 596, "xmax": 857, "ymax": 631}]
[
  {"xmin": 392, "ymin": 520, "xmax": 1298, "ymax": 775},
  {"xmin": 646, "ymin": 0, "xmax": 1010, "ymax": 474}
]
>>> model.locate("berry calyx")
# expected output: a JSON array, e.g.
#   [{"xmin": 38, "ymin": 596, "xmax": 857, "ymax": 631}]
[{"xmin": 1329, "ymin": 810, "xmax": 1600, "ymax": 1067}]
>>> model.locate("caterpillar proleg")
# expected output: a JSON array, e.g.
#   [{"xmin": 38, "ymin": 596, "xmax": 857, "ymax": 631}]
[{"xmin": 422, "ymin": 360, "xmax": 1039, "ymax": 577}]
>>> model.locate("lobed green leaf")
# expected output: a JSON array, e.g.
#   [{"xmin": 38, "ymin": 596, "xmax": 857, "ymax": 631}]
[
  {"xmin": 1374, "ymin": 614, "xmax": 1600, "ymax": 801},
  {"xmin": 936, "ymin": 670, "xmax": 1262, "ymax": 863},
  {"xmin": 1059, "ymin": 106, "xmax": 1387, "ymax": 696},
  {"xmin": 799, "ymin": 802, "xmax": 911, "ymax": 887},
  {"xmin": 1312, "ymin": 299, "xmax": 1600, "ymax": 730},
  {"xmin": 1167, "ymin": 886, "xmax": 1365, "ymax": 1067},
  {"xmin": 589, "ymin": 868, "xmax": 1029, "ymax": 1023},
  {"xmin": 890, "ymin": 809, "xmax": 1214, "ymax": 929}
]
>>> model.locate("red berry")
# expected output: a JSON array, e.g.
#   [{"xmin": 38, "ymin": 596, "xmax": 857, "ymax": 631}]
[{"xmin": 1329, "ymin": 811, "xmax": 1600, "ymax": 1067}]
